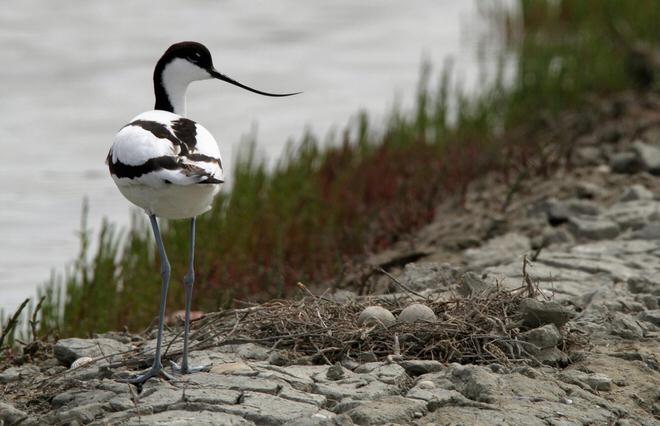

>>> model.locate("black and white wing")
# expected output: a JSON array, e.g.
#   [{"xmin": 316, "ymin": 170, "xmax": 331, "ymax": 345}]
[{"xmin": 107, "ymin": 110, "xmax": 223, "ymax": 187}]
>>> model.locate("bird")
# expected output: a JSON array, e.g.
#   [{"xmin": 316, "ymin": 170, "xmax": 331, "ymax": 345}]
[{"xmin": 106, "ymin": 41, "xmax": 299, "ymax": 384}]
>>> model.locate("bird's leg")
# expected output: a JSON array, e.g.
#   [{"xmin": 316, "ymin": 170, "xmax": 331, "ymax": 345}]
[
  {"xmin": 122, "ymin": 214, "xmax": 175, "ymax": 384},
  {"xmin": 171, "ymin": 217, "xmax": 209, "ymax": 374}
]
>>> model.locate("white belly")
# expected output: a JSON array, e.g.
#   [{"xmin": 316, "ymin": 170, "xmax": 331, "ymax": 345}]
[{"xmin": 117, "ymin": 183, "xmax": 220, "ymax": 219}]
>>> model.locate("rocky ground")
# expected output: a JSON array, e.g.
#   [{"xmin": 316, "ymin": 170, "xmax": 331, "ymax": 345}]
[{"xmin": 2, "ymin": 92, "xmax": 660, "ymax": 425}]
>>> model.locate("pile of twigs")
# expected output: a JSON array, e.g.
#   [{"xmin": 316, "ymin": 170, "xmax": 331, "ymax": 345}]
[{"xmin": 183, "ymin": 282, "xmax": 543, "ymax": 366}]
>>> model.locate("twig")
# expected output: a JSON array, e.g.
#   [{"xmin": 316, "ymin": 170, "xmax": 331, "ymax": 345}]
[{"xmin": 377, "ymin": 268, "xmax": 427, "ymax": 299}]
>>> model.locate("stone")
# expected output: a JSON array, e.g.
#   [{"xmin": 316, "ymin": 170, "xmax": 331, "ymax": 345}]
[
  {"xmin": 559, "ymin": 370, "xmax": 613, "ymax": 391},
  {"xmin": 357, "ymin": 306, "xmax": 395, "ymax": 327},
  {"xmin": 575, "ymin": 181, "xmax": 607, "ymax": 199},
  {"xmin": 0, "ymin": 364, "xmax": 40, "ymax": 384},
  {"xmin": 54, "ymin": 337, "xmax": 130, "ymax": 365},
  {"xmin": 464, "ymin": 233, "xmax": 530, "ymax": 268},
  {"xmin": 210, "ymin": 361, "xmax": 254, "ymax": 375},
  {"xmin": 353, "ymin": 363, "xmax": 408, "ymax": 385},
  {"xmin": 520, "ymin": 324, "xmax": 562, "ymax": 350},
  {"xmin": 620, "ymin": 184, "xmax": 654, "ymax": 202},
  {"xmin": 399, "ymin": 262, "xmax": 460, "ymax": 292},
  {"xmin": 268, "ymin": 351, "xmax": 290, "ymax": 366},
  {"xmin": 447, "ymin": 364, "xmax": 501, "ymax": 403},
  {"xmin": 610, "ymin": 151, "xmax": 642, "ymax": 174},
  {"xmin": 0, "ymin": 402, "xmax": 29, "ymax": 425},
  {"xmin": 567, "ymin": 216, "xmax": 620, "ymax": 240},
  {"xmin": 223, "ymin": 343, "xmax": 271, "ymax": 360},
  {"xmin": 220, "ymin": 391, "xmax": 332, "ymax": 425},
  {"xmin": 398, "ymin": 360, "xmax": 444, "ymax": 376},
  {"xmin": 313, "ymin": 376, "xmax": 399, "ymax": 401},
  {"xmin": 326, "ymin": 363, "xmax": 345, "ymax": 381},
  {"xmin": 601, "ymin": 200, "xmax": 660, "ymax": 230},
  {"xmin": 346, "ymin": 396, "xmax": 426, "ymax": 425},
  {"xmin": 534, "ymin": 347, "xmax": 569, "ymax": 366},
  {"xmin": 574, "ymin": 146, "xmax": 604, "ymax": 167},
  {"xmin": 397, "ymin": 303, "xmax": 436, "ymax": 323},
  {"xmin": 456, "ymin": 272, "xmax": 493, "ymax": 297},
  {"xmin": 639, "ymin": 309, "xmax": 660, "ymax": 326},
  {"xmin": 124, "ymin": 410, "xmax": 254, "ymax": 425},
  {"xmin": 629, "ymin": 222, "xmax": 660, "ymax": 240},
  {"xmin": 610, "ymin": 313, "xmax": 645, "ymax": 339},
  {"xmin": 632, "ymin": 140, "xmax": 660, "ymax": 174},
  {"xmin": 518, "ymin": 299, "xmax": 575, "ymax": 328},
  {"xmin": 284, "ymin": 413, "xmax": 353, "ymax": 426}
]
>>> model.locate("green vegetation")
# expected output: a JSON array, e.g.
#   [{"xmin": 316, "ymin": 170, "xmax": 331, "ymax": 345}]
[{"xmin": 3, "ymin": 0, "xmax": 659, "ymax": 341}]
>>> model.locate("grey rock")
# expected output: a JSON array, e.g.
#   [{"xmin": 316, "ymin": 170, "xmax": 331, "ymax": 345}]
[
  {"xmin": 632, "ymin": 140, "xmax": 660, "ymax": 174},
  {"xmin": 0, "ymin": 402, "xmax": 29, "ymax": 425},
  {"xmin": 53, "ymin": 402, "xmax": 106, "ymax": 425},
  {"xmin": 278, "ymin": 387, "xmax": 327, "ymax": 408},
  {"xmin": 534, "ymin": 347, "xmax": 569, "ymax": 366},
  {"xmin": 567, "ymin": 216, "xmax": 620, "ymax": 240},
  {"xmin": 620, "ymin": 184, "xmax": 654, "ymax": 202},
  {"xmin": 326, "ymin": 363, "xmax": 345, "ymax": 381},
  {"xmin": 610, "ymin": 313, "xmax": 645, "ymax": 339},
  {"xmin": 54, "ymin": 337, "xmax": 130, "ymax": 365},
  {"xmin": 223, "ymin": 343, "xmax": 271, "ymax": 360},
  {"xmin": 269, "ymin": 351, "xmax": 290, "ymax": 366},
  {"xmin": 448, "ymin": 364, "xmax": 501, "ymax": 403},
  {"xmin": 399, "ymin": 262, "xmax": 460, "ymax": 292},
  {"xmin": 638, "ymin": 309, "xmax": 660, "ymax": 326},
  {"xmin": 0, "ymin": 364, "xmax": 40, "ymax": 384},
  {"xmin": 357, "ymin": 306, "xmax": 395, "ymax": 327},
  {"xmin": 125, "ymin": 410, "xmax": 254, "ymax": 425},
  {"xmin": 406, "ymin": 386, "xmax": 474, "ymax": 411},
  {"xmin": 219, "ymin": 391, "xmax": 332, "ymax": 426},
  {"xmin": 398, "ymin": 360, "xmax": 444, "ymax": 376},
  {"xmin": 457, "ymin": 272, "xmax": 493, "ymax": 297},
  {"xmin": 518, "ymin": 299, "xmax": 575, "ymax": 328},
  {"xmin": 610, "ymin": 151, "xmax": 643, "ymax": 174},
  {"xmin": 601, "ymin": 200, "xmax": 660, "ymax": 230},
  {"xmin": 328, "ymin": 290, "xmax": 358, "ymax": 304},
  {"xmin": 353, "ymin": 363, "xmax": 408, "ymax": 385},
  {"xmin": 575, "ymin": 181, "xmax": 607, "ymax": 199},
  {"xmin": 187, "ymin": 373, "xmax": 281, "ymax": 395},
  {"xmin": 284, "ymin": 413, "xmax": 353, "ymax": 426},
  {"xmin": 346, "ymin": 396, "xmax": 426, "ymax": 425},
  {"xmin": 628, "ymin": 276, "xmax": 660, "ymax": 295},
  {"xmin": 397, "ymin": 303, "xmax": 436, "ymax": 323},
  {"xmin": 313, "ymin": 376, "xmax": 399, "ymax": 401},
  {"xmin": 464, "ymin": 233, "xmax": 530, "ymax": 268},
  {"xmin": 559, "ymin": 370, "xmax": 613, "ymax": 391},
  {"xmin": 630, "ymin": 221, "xmax": 660, "ymax": 240},
  {"xmin": 574, "ymin": 146, "xmax": 604, "ymax": 167},
  {"xmin": 52, "ymin": 388, "xmax": 116, "ymax": 408},
  {"xmin": 520, "ymin": 324, "xmax": 562, "ymax": 350}
]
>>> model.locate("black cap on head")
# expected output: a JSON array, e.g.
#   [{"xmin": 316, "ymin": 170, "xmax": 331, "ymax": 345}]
[{"xmin": 160, "ymin": 41, "xmax": 214, "ymax": 70}]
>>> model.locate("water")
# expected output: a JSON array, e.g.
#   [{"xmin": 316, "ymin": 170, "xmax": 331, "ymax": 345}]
[{"xmin": 0, "ymin": 0, "xmax": 488, "ymax": 314}]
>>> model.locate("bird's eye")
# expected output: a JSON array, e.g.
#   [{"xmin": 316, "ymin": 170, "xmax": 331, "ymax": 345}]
[{"xmin": 194, "ymin": 52, "xmax": 202, "ymax": 58}]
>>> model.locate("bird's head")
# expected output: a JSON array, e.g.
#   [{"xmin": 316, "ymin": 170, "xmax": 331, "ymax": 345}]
[{"xmin": 156, "ymin": 41, "xmax": 300, "ymax": 97}]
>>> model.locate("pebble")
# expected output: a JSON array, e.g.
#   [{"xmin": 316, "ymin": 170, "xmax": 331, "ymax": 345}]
[
  {"xmin": 357, "ymin": 306, "xmax": 396, "ymax": 327},
  {"xmin": 397, "ymin": 303, "xmax": 437, "ymax": 324}
]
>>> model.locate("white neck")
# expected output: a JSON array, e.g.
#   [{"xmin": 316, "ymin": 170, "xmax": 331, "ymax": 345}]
[{"xmin": 161, "ymin": 59, "xmax": 192, "ymax": 116}]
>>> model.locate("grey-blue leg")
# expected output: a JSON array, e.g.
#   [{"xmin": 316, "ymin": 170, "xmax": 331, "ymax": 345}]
[
  {"xmin": 123, "ymin": 214, "xmax": 175, "ymax": 384},
  {"xmin": 171, "ymin": 217, "xmax": 209, "ymax": 374}
]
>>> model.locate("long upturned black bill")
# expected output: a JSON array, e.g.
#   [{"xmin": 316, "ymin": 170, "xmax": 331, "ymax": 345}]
[{"xmin": 209, "ymin": 69, "xmax": 301, "ymax": 97}]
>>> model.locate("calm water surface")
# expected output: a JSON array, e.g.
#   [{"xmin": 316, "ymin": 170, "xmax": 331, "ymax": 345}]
[{"xmin": 0, "ymin": 1, "xmax": 489, "ymax": 313}]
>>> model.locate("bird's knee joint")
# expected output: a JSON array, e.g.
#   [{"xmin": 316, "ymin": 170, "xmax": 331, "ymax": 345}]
[
  {"xmin": 161, "ymin": 263, "xmax": 171, "ymax": 280},
  {"xmin": 183, "ymin": 273, "xmax": 195, "ymax": 287}
]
